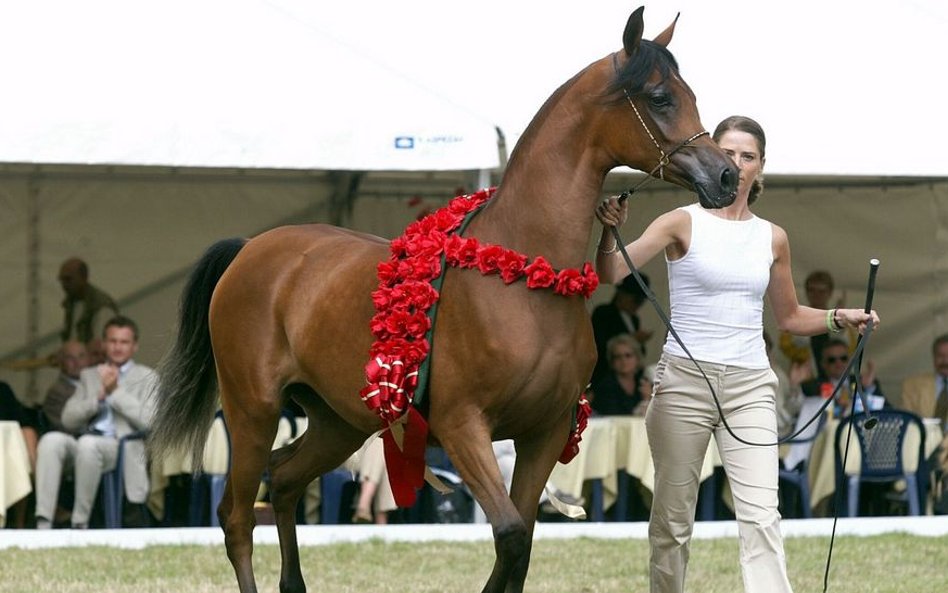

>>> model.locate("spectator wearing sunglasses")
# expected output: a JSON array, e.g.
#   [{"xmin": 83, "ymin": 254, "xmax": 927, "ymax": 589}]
[
  {"xmin": 799, "ymin": 338, "xmax": 886, "ymax": 417},
  {"xmin": 589, "ymin": 333, "xmax": 647, "ymax": 416},
  {"xmin": 778, "ymin": 270, "xmax": 857, "ymax": 381}
]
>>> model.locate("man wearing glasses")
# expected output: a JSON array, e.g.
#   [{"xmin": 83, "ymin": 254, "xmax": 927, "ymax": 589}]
[{"xmin": 799, "ymin": 338, "xmax": 886, "ymax": 418}]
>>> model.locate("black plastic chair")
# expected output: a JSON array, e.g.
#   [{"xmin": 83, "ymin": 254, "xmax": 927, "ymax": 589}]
[{"xmin": 834, "ymin": 410, "xmax": 926, "ymax": 516}]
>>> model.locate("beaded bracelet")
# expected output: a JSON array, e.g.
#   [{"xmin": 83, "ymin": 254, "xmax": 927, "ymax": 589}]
[
  {"xmin": 826, "ymin": 308, "xmax": 842, "ymax": 333},
  {"xmin": 598, "ymin": 242, "xmax": 618, "ymax": 255}
]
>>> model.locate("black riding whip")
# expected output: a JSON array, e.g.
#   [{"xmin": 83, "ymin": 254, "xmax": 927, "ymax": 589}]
[{"xmin": 852, "ymin": 258, "xmax": 880, "ymax": 430}]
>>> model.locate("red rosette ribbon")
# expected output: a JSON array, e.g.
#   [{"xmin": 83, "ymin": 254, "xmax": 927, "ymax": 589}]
[
  {"xmin": 362, "ymin": 186, "xmax": 602, "ymax": 505},
  {"xmin": 559, "ymin": 393, "xmax": 592, "ymax": 464},
  {"xmin": 360, "ymin": 354, "xmax": 420, "ymax": 425}
]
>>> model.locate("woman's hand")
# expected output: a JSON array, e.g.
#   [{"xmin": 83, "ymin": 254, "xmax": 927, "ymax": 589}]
[
  {"xmin": 835, "ymin": 308, "xmax": 881, "ymax": 334},
  {"xmin": 596, "ymin": 195, "xmax": 629, "ymax": 228}
]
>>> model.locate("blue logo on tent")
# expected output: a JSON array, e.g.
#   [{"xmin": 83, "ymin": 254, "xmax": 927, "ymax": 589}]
[{"xmin": 394, "ymin": 136, "xmax": 415, "ymax": 149}]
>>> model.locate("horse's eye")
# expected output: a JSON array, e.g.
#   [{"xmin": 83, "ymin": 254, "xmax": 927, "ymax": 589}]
[{"xmin": 648, "ymin": 93, "xmax": 672, "ymax": 109}]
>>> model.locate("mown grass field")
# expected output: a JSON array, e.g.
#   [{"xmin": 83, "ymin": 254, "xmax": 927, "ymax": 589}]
[{"xmin": 1, "ymin": 533, "xmax": 945, "ymax": 593}]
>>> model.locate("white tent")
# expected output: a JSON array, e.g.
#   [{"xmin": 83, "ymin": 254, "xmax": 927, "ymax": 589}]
[
  {"xmin": 271, "ymin": 0, "xmax": 948, "ymax": 177},
  {"xmin": 1, "ymin": 1, "xmax": 946, "ymax": 405},
  {"xmin": 0, "ymin": 0, "xmax": 501, "ymax": 171},
  {"xmin": 3, "ymin": 0, "xmax": 945, "ymax": 174}
]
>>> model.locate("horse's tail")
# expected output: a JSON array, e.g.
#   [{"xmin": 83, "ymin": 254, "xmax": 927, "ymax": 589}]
[{"xmin": 149, "ymin": 237, "xmax": 246, "ymax": 470}]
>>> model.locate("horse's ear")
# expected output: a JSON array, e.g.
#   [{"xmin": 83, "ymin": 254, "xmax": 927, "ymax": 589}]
[
  {"xmin": 652, "ymin": 12, "xmax": 680, "ymax": 48},
  {"xmin": 623, "ymin": 7, "xmax": 645, "ymax": 56}
]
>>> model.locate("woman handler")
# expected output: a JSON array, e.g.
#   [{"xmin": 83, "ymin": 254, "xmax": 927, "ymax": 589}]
[{"xmin": 594, "ymin": 115, "xmax": 879, "ymax": 593}]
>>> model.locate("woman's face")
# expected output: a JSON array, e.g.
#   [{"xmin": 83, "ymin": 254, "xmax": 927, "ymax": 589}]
[
  {"xmin": 717, "ymin": 130, "xmax": 764, "ymax": 198},
  {"xmin": 609, "ymin": 344, "xmax": 640, "ymax": 374}
]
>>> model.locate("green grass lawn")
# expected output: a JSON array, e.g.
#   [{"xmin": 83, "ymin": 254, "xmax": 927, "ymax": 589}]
[{"xmin": 1, "ymin": 533, "xmax": 944, "ymax": 593}]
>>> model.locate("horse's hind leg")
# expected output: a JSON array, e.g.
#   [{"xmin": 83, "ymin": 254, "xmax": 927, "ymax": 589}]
[
  {"xmin": 217, "ymin": 378, "xmax": 282, "ymax": 593},
  {"xmin": 439, "ymin": 419, "xmax": 528, "ymax": 593},
  {"xmin": 268, "ymin": 394, "xmax": 369, "ymax": 593}
]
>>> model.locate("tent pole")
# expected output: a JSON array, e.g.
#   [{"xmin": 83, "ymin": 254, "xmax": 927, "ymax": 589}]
[
  {"xmin": 328, "ymin": 171, "xmax": 363, "ymax": 227},
  {"xmin": 478, "ymin": 168, "xmax": 491, "ymax": 191},
  {"xmin": 25, "ymin": 175, "xmax": 41, "ymax": 403}
]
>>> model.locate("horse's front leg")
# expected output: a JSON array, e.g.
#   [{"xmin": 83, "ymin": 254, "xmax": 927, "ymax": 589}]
[
  {"xmin": 439, "ymin": 416, "xmax": 528, "ymax": 593},
  {"xmin": 504, "ymin": 410, "xmax": 573, "ymax": 593}
]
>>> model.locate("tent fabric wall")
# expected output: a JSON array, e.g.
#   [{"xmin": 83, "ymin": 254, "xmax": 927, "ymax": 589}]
[
  {"xmin": 0, "ymin": 169, "xmax": 331, "ymax": 403},
  {"xmin": 591, "ymin": 177, "xmax": 948, "ymax": 406},
  {"xmin": 0, "ymin": 167, "xmax": 483, "ymax": 404},
  {"xmin": 2, "ymin": 169, "xmax": 946, "ymax": 412}
]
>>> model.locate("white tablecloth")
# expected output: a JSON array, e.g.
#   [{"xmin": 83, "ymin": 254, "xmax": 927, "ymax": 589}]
[
  {"xmin": 0, "ymin": 421, "xmax": 32, "ymax": 528},
  {"xmin": 549, "ymin": 416, "xmax": 721, "ymax": 512}
]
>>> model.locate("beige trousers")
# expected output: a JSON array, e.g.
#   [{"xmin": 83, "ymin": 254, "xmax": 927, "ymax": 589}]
[
  {"xmin": 35, "ymin": 432, "xmax": 118, "ymax": 526},
  {"xmin": 646, "ymin": 354, "xmax": 793, "ymax": 593},
  {"xmin": 357, "ymin": 437, "xmax": 396, "ymax": 513}
]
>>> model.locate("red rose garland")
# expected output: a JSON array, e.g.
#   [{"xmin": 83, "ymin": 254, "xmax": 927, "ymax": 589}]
[{"xmin": 361, "ymin": 188, "xmax": 598, "ymax": 505}]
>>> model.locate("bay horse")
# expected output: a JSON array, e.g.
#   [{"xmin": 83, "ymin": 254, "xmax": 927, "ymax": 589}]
[{"xmin": 149, "ymin": 7, "xmax": 737, "ymax": 593}]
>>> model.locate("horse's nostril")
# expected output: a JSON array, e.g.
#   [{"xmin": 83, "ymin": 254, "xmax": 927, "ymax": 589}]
[{"xmin": 720, "ymin": 167, "xmax": 737, "ymax": 191}]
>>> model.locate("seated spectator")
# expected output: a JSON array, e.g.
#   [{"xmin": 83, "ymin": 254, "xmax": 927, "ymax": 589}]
[
  {"xmin": 779, "ymin": 270, "xmax": 854, "ymax": 380},
  {"xmin": 799, "ymin": 338, "xmax": 885, "ymax": 418},
  {"xmin": 351, "ymin": 436, "xmax": 396, "ymax": 524},
  {"xmin": 591, "ymin": 273, "xmax": 653, "ymax": 385},
  {"xmin": 898, "ymin": 333, "xmax": 948, "ymax": 513},
  {"xmin": 590, "ymin": 333, "xmax": 645, "ymax": 416},
  {"xmin": 639, "ymin": 363, "xmax": 655, "ymax": 393},
  {"xmin": 1, "ymin": 380, "xmax": 40, "ymax": 470},
  {"xmin": 35, "ymin": 316, "xmax": 157, "ymax": 529},
  {"xmin": 40, "ymin": 341, "xmax": 91, "ymax": 435},
  {"xmin": 899, "ymin": 333, "xmax": 948, "ymax": 426},
  {"xmin": 30, "ymin": 341, "xmax": 91, "ymax": 526}
]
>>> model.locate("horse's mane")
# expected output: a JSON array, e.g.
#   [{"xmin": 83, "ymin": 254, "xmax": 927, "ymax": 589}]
[{"xmin": 605, "ymin": 40, "xmax": 679, "ymax": 101}]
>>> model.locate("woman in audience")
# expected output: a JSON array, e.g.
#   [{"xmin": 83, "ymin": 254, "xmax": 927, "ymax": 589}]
[{"xmin": 590, "ymin": 333, "xmax": 645, "ymax": 416}]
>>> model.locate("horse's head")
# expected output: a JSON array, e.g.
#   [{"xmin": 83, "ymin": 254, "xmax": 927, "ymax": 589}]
[{"xmin": 601, "ymin": 7, "xmax": 737, "ymax": 208}]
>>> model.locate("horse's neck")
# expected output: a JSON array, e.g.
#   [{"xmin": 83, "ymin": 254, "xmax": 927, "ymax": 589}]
[
  {"xmin": 475, "ymin": 133, "xmax": 605, "ymax": 269},
  {"xmin": 472, "ymin": 62, "xmax": 619, "ymax": 268}
]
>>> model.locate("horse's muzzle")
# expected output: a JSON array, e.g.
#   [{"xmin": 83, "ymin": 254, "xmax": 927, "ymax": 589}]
[{"xmin": 694, "ymin": 165, "xmax": 738, "ymax": 208}]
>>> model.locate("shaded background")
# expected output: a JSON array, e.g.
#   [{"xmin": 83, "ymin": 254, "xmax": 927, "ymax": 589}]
[{"xmin": 1, "ymin": 1, "xmax": 945, "ymax": 406}]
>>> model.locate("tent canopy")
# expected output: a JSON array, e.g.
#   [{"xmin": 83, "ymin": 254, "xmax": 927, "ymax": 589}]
[
  {"xmin": 1, "ymin": 1, "xmax": 945, "ymax": 175},
  {"xmin": 0, "ymin": 0, "xmax": 501, "ymax": 171}
]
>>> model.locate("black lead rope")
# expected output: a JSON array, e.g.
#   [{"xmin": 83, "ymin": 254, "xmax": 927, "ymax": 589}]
[{"xmin": 608, "ymin": 199, "xmax": 880, "ymax": 592}]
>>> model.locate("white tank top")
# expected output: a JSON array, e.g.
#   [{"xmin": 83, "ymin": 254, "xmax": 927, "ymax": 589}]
[{"xmin": 662, "ymin": 203, "xmax": 773, "ymax": 369}]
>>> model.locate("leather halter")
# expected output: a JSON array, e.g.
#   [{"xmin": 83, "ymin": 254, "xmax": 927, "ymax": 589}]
[{"xmin": 612, "ymin": 52, "xmax": 708, "ymax": 187}]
